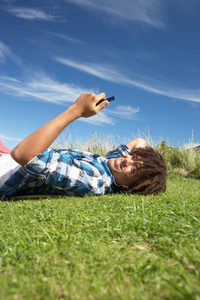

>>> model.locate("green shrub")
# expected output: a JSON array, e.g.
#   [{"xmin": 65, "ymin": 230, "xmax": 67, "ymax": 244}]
[{"xmin": 156, "ymin": 140, "xmax": 200, "ymax": 178}]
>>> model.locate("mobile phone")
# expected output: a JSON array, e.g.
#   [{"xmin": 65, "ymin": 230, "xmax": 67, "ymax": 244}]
[
  {"xmin": 96, "ymin": 96, "xmax": 115, "ymax": 106},
  {"xmin": 106, "ymin": 96, "xmax": 115, "ymax": 102}
]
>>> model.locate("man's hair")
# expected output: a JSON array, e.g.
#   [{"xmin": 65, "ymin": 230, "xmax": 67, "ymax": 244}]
[{"xmin": 121, "ymin": 147, "xmax": 167, "ymax": 195}]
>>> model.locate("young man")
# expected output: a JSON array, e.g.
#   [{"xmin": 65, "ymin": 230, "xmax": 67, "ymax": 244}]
[
  {"xmin": 0, "ymin": 140, "xmax": 20, "ymax": 188},
  {"xmin": 0, "ymin": 93, "xmax": 166, "ymax": 199}
]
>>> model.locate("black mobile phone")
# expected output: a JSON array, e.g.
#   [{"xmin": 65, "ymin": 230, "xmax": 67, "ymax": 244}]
[
  {"xmin": 106, "ymin": 96, "xmax": 115, "ymax": 102},
  {"xmin": 96, "ymin": 96, "xmax": 115, "ymax": 106}
]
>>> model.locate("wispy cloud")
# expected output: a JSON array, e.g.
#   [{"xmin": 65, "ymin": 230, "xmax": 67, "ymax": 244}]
[
  {"xmin": 65, "ymin": 0, "xmax": 164, "ymax": 28},
  {"xmin": 55, "ymin": 57, "xmax": 200, "ymax": 104},
  {"xmin": 77, "ymin": 105, "xmax": 141, "ymax": 125},
  {"xmin": 0, "ymin": 74, "xmax": 94, "ymax": 104},
  {"xmin": 106, "ymin": 106, "xmax": 140, "ymax": 119},
  {"xmin": 0, "ymin": 40, "xmax": 21, "ymax": 64},
  {"xmin": 80, "ymin": 111, "xmax": 114, "ymax": 125},
  {"xmin": 5, "ymin": 6, "xmax": 57, "ymax": 21},
  {"xmin": 0, "ymin": 133, "xmax": 22, "ymax": 142},
  {"xmin": 0, "ymin": 74, "xmax": 140, "ymax": 125},
  {"xmin": 183, "ymin": 143, "xmax": 200, "ymax": 150},
  {"xmin": 1, "ymin": 0, "xmax": 14, "ymax": 4},
  {"xmin": 44, "ymin": 31, "xmax": 89, "ymax": 45}
]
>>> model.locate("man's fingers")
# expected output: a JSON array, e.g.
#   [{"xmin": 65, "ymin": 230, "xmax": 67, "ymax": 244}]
[
  {"xmin": 95, "ymin": 92, "xmax": 107, "ymax": 107},
  {"xmin": 96, "ymin": 99, "xmax": 109, "ymax": 112},
  {"xmin": 97, "ymin": 92, "xmax": 106, "ymax": 101}
]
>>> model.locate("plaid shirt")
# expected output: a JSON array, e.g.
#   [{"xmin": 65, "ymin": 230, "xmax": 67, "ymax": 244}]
[{"xmin": 0, "ymin": 144, "xmax": 130, "ymax": 199}]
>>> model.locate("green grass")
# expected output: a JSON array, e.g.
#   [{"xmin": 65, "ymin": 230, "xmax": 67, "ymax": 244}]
[{"xmin": 0, "ymin": 174, "xmax": 200, "ymax": 299}]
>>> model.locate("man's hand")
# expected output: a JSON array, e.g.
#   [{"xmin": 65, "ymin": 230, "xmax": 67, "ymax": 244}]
[
  {"xmin": 72, "ymin": 92, "xmax": 109, "ymax": 118},
  {"xmin": 126, "ymin": 138, "xmax": 146, "ymax": 153}
]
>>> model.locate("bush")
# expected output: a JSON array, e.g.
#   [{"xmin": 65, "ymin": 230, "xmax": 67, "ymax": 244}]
[{"xmin": 156, "ymin": 140, "xmax": 200, "ymax": 178}]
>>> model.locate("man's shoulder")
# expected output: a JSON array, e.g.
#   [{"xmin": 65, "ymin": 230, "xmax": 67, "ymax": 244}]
[{"xmin": 105, "ymin": 144, "xmax": 130, "ymax": 159}]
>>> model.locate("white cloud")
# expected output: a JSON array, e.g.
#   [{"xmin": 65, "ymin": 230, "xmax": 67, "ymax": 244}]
[
  {"xmin": 106, "ymin": 105, "xmax": 140, "ymax": 119},
  {"xmin": 0, "ymin": 40, "xmax": 21, "ymax": 64},
  {"xmin": 65, "ymin": 0, "xmax": 164, "ymax": 28},
  {"xmin": 0, "ymin": 133, "xmax": 22, "ymax": 142},
  {"xmin": 182, "ymin": 143, "xmax": 200, "ymax": 150},
  {"xmin": 1, "ymin": 0, "xmax": 14, "ymax": 3},
  {"xmin": 0, "ymin": 74, "xmax": 94, "ymax": 104},
  {"xmin": 6, "ymin": 7, "xmax": 56, "ymax": 21},
  {"xmin": 0, "ymin": 74, "xmax": 140, "ymax": 125},
  {"xmin": 44, "ymin": 32, "xmax": 89, "ymax": 45},
  {"xmin": 55, "ymin": 57, "xmax": 200, "ymax": 104},
  {"xmin": 80, "ymin": 111, "xmax": 114, "ymax": 125}
]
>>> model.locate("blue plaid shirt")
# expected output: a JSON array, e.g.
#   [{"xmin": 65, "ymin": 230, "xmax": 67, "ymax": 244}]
[{"xmin": 0, "ymin": 144, "xmax": 130, "ymax": 199}]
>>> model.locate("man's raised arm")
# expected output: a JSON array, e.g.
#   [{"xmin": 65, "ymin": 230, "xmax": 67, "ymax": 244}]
[
  {"xmin": 126, "ymin": 138, "xmax": 146, "ymax": 153},
  {"xmin": 11, "ymin": 93, "xmax": 108, "ymax": 166}
]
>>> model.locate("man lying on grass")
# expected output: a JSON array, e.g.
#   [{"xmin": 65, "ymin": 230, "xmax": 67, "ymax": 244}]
[{"xmin": 0, "ymin": 93, "xmax": 166, "ymax": 200}]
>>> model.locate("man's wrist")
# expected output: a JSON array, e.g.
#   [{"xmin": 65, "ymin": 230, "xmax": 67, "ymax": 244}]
[{"xmin": 67, "ymin": 104, "xmax": 82, "ymax": 119}]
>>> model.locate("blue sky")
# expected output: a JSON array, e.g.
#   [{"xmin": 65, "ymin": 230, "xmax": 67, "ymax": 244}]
[{"xmin": 1, "ymin": 0, "xmax": 200, "ymax": 150}]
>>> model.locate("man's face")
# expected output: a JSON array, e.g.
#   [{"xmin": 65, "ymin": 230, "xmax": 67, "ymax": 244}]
[{"xmin": 107, "ymin": 154, "xmax": 143, "ymax": 187}]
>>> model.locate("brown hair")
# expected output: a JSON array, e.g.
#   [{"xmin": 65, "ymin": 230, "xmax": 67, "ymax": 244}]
[{"xmin": 120, "ymin": 147, "xmax": 167, "ymax": 195}]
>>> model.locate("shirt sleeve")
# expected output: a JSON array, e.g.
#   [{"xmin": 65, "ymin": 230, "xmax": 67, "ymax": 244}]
[
  {"xmin": 24, "ymin": 149, "xmax": 112, "ymax": 196},
  {"xmin": 24, "ymin": 149, "xmax": 82, "ymax": 182},
  {"xmin": 105, "ymin": 144, "xmax": 130, "ymax": 159}
]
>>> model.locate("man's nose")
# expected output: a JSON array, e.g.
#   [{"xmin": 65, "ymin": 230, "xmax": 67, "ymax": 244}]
[{"xmin": 124, "ymin": 156, "xmax": 134, "ymax": 166}]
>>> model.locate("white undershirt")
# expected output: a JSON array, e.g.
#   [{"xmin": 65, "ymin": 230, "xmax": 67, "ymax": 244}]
[{"xmin": 0, "ymin": 154, "xmax": 21, "ymax": 188}]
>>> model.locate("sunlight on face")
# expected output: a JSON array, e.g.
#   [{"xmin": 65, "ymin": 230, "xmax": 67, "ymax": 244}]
[{"xmin": 107, "ymin": 155, "xmax": 143, "ymax": 186}]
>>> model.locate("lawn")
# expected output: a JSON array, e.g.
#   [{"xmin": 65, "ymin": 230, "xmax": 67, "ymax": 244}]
[{"xmin": 0, "ymin": 173, "xmax": 200, "ymax": 300}]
